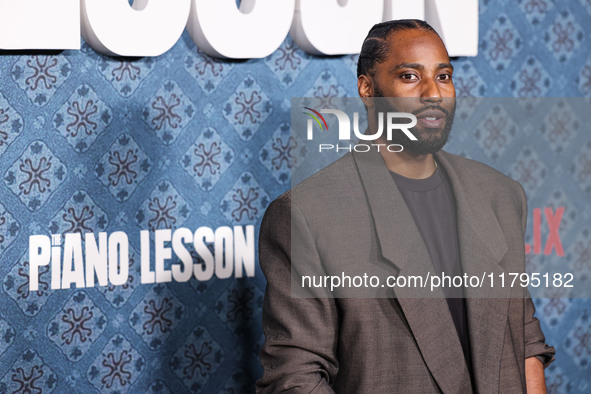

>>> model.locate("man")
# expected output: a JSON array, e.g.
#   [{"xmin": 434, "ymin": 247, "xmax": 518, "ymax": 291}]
[{"xmin": 257, "ymin": 20, "xmax": 555, "ymax": 393}]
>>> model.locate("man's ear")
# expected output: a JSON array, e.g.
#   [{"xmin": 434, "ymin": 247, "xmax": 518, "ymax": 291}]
[{"xmin": 358, "ymin": 74, "xmax": 375, "ymax": 109}]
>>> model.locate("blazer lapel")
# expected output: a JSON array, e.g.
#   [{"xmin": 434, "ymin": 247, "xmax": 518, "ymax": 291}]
[
  {"xmin": 352, "ymin": 148, "xmax": 473, "ymax": 393},
  {"xmin": 435, "ymin": 151, "xmax": 512, "ymax": 392}
]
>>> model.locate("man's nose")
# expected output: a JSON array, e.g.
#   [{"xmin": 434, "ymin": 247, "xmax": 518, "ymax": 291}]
[{"xmin": 420, "ymin": 79, "xmax": 443, "ymax": 103}]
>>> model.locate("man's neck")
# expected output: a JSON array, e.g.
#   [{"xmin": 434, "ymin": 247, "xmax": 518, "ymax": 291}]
[
  {"xmin": 377, "ymin": 140, "xmax": 437, "ymax": 179},
  {"xmin": 365, "ymin": 110, "xmax": 438, "ymax": 179}
]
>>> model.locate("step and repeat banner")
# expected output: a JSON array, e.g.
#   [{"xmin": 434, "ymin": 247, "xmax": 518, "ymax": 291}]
[{"xmin": 0, "ymin": 0, "xmax": 591, "ymax": 393}]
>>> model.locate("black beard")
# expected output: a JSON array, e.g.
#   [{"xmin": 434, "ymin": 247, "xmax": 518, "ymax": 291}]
[{"xmin": 373, "ymin": 85, "xmax": 455, "ymax": 155}]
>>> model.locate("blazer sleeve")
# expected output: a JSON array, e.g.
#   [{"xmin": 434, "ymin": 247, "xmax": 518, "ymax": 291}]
[
  {"xmin": 256, "ymin": 195, "xmax": 339, "ymax": 393},
  {"xmin": 518, "ymin": 183, "xmax": 556, "ymax": 368}
]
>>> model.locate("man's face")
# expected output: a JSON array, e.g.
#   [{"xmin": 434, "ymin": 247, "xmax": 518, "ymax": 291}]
[{"xmin": 360, "ymin": 29, "xmax": 456, "ymax": 154}]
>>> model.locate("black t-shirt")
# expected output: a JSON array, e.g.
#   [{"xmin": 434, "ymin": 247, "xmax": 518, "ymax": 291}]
[{"xmin": 390, "ymin": 164, "xmax": 472, "ymax": 373}]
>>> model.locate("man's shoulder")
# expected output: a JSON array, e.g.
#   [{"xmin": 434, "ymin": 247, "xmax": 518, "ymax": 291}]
[
  {"xmin": 267, "ymin": 150, "xmax": 527, "ymax": 216},
  {"xmin": 439, "ymin": 150, "xmax": 526, "ymax": 202},
  {"xmin": 272, "ymin": 152, "xmax": 358, "ymax": 203},
  {"xmin": 441, "ymin": 150, "xmax": 521, "ymax": 186}
]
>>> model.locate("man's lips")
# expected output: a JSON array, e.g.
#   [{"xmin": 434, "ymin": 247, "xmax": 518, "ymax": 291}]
[{"xmin": 415, "ymin": 109, "xmax": 446, "ymax": 128}]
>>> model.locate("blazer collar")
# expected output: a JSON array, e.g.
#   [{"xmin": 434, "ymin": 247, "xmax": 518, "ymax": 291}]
[
  {"xmin": 351, "ymin": 147, "xmax": 511, "ymax": 393},
  {"xmin": 435, "ymin": 150, "xmax": 511, "ymax": 392}
]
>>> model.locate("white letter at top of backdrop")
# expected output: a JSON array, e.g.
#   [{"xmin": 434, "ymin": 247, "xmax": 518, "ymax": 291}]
[
  {"xmin": 291, "ymin": 0, "xmax": 383, "ymax": 55},
  {"xmin": 383, "ymin": 0, "xmax": 425, "ymax": 20},
  {"xmin": 0, "ymin": 0, "xmax": 80, "ymax": 50},
  {"xmin": 80, "ymin": 0, "xmax": 191, "ymax": 57},
  {"xmin": 425, "ymin": 0, "xmax": 478, "ymax": 57},
  {"xmin": 187, "ymin": 0, "xmax": 295, "ymax": 59}
]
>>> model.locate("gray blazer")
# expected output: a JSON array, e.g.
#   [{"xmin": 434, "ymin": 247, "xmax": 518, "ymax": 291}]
[{"xmin": 257, "ymin": 148, "xmax": 555, "ymax": 393}]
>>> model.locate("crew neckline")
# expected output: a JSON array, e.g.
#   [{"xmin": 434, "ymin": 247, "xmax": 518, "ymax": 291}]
[{"xmin": 389, "ymin": 165, "xmax": 445, "ymax": 192}]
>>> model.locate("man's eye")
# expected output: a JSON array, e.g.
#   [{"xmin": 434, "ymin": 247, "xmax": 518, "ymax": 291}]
[
  {"xmin": 401, "ymin": 74, "xmax": 418, "ymax": 81},
  {"xmin": 438, "ymin": 74, "xmax": 453, "ymax": 81}
]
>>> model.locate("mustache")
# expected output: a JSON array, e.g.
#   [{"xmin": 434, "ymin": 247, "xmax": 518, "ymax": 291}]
[{"xmin": 412, "ymin": 105, "xmax": 450, "ymax": 117}]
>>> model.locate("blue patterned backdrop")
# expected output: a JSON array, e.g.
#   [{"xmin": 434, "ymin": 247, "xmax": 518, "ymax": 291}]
[{"xmin": 0, "ymin": 0, "xmax": 590, "ymax": 392}]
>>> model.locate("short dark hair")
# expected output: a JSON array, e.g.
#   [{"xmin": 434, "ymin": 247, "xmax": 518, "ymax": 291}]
[{"xmin": 357, "ymin": 19, "xmax": 439, "ymax": 78}]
